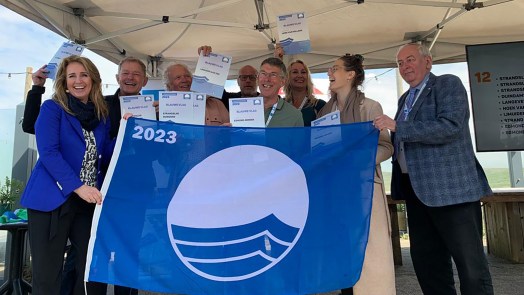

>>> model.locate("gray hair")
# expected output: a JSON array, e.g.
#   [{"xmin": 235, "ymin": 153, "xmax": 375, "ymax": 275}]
[
  {"xmin": 260, "ymin": 57, "xmax": 287, "ymax": 78},
  {"xmin": 163, "ymin": 63, "xmax": 192, "ymax": 88},
  {"xmin": 118, "ymin": 56, "xmax": 147, "ymax": 76},
  {"xmin": 397, "ymin": 42, "xmax": 433, "ymax": 59}
]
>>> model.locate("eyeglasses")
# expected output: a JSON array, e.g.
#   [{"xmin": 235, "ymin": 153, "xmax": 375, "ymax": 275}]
[
  {"xmin": 328, "ymin": 66, "xmax": 342, "ymax": 74},
  {"xmin": 258, "ymin": 71, "xmax": 282, "ymax": 79},
  {"xmin": 238, "ymin": 75, "xmax": 257, "ymax": 81}
]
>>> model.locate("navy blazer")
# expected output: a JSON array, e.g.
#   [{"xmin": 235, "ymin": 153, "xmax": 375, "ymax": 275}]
[
  {"xmin": 21, "ymin": 100, "xmax": 113, "ymax": 212},
  {"xmin": 391, "ymin": 73, "xmax": 491, "ymax": 207}
]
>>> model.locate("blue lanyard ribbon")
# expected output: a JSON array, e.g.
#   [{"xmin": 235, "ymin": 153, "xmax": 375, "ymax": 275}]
[{"xmin": 265, "ymin": 102, "xmax": 278, "ymax": 127}]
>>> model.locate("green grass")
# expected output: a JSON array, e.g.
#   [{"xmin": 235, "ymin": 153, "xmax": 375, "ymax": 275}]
[
  {"xmin": 381, "ymin": 168, "xmax": 511, "ymax": 191},
  {"xmin": 483, "ymin": 168, "xmax": 511, "ymax": 188}
]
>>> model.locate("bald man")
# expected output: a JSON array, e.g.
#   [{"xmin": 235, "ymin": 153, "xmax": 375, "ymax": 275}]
[
  {"xmin": 221, "ymin": 65, "xmax": 260, "ymax": 110},
  {"xmin": 193, "ymin": 46, "xmax": 259, "ymax": 110}
]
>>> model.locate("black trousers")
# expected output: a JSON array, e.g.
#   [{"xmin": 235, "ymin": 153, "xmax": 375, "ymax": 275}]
[
  {"xmin": 28, "ymin": 195, "xmax": 104, "ymax": 295},
  {"xmin": 401, "ymin": 173, "xmax": 493, "ymax": 295},
  {"xmin": 88, "ymin": 282, "xmax": 138, "ymax": 295},
  {"xmin": 29, "ymin": 196, "xmax": 138, "ymax": 295},
  {"xmin": 60, "ymin": 244, "xmax": 76, "ymax": 295}
]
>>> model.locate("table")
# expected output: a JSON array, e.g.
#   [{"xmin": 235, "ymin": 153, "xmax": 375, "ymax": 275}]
[{"xmin": 0, "ymin": 222, "xmax": 32, "ymax": 295}]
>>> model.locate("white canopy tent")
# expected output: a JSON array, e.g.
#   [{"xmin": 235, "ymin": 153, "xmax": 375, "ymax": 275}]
[{"xmin": 1, "ymin": 0, "xmax": 523, "ymax": 78}]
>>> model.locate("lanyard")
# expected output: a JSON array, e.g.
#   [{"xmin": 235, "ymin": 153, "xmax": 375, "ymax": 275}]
[
  {"xmin": 265, "ymin": 102, "xmax": 278, "ymax": 127},
  {"xmin": 297, "ymin": 97, "xmax": 308, "ymax": 110},
  {"xmin": 402, "ymin": 81, "xmax": 427, "ymax": 119}
]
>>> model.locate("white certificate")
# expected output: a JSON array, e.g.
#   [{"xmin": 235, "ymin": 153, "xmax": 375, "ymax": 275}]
[
  {"xmin": 47, "ymin": 42, "xmax": 85, "ymax": 80},
  {"xmin": 277, "ymin": 12, "xmax": 311, "ymax": 55},
  {"xmin": 191, "ymin": 52, "xmax": 232, "ymax": 98},
  {"xmin": 192, "ymin": 93, "xmax": 207, "ymax": 125},
  {"xmin": 311, "ymin": 110, "xmax": 341, "ymax": 126},
  {"xmin": 159, "ymin": 91, "xmax": 194, "ymax": 124},
  {"xmin": 120, "ymin": 95, "xmax": 156, "ymax": 120},
  {"xmin": 311, "ymin": 110, "xmax": 342, "ymax": 150},
  {"xmin": 229, "ymin": 97, "xmax": 265, "ymax": 127}
]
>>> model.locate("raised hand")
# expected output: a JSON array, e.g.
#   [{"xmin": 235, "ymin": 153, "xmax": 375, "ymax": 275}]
[
  {"xmin": 274, "ymin": 43, "xmax": 284, "ymax": 60},
  {"xmin": 32, "ymin": 65, "xmax": 49, "ymax": 87}
]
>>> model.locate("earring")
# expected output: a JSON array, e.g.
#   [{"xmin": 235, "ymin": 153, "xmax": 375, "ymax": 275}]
[{"xmin": 65, "ymin": 89, "xmax": 70, "ymax": 93}]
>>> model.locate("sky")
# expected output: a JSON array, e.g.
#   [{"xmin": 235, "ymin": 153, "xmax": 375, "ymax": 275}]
[
  {"xmin": 0, "ymin": 5, "xmax": 119, "ymax": 179},
  {"xmin": 0, "ymin": 5, "xmax": 510, "ymax": 180}
]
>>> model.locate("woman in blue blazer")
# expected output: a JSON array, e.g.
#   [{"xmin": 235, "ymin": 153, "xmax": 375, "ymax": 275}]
[{"xmin": 21, "ymin": 55, "xmax": 113, "ymax": 295}]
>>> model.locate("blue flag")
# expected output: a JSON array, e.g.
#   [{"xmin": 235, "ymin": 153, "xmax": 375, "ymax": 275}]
[{"xmin": 86, "ymin": 118, "xmax": 378, "ymax": 294}]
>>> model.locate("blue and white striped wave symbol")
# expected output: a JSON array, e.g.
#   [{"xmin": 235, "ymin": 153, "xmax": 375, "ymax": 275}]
[
  {"xmin": 191, "ymin": 75, "xmax": 224, "ymax": 97},
  {"xmin": 171, "ymin": 214, "xmax": 300, "ymax": 281},
  {"xmin": 192, "ymin": 75, "xmax": 210, "ymax": 83},
  {"xmin": 166, "ymin": 145, "xmax": 309, "ymax": 282},
  {"xmin": 279, "ymin": 38, "xmax": 294, "ymax": 47}
]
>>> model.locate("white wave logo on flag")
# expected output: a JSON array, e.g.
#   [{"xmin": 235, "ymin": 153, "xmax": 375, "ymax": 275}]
[{"xmin": 167, "ymin": 145, "xmax": 309, "ymax": 281}]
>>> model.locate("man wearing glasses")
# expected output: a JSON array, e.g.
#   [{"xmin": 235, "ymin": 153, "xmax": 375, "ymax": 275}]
[
  {"xmin": 221, "ymin": 65, "xmax": 260, "ymax": 110},
  {"xmin": 198, "ymin": 46, "xmax": 302, "ymax": 127},
  {"xmin": 258, "ymin": 57, "xmax": 303, "ymax": 127},
  {"xmin": 196, "ymin": 46, "xmax": 259, "ymax": 112}
]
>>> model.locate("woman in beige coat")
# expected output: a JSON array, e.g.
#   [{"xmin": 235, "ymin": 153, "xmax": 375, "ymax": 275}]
[{"xmin": 317, "ymin": 54, "xmax": 396, "ymax": 295}]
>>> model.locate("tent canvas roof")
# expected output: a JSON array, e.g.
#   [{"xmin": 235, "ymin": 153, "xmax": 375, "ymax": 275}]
[{"xmin": 2, "ymin": 0, "xmax": 523, "ymax": 78}]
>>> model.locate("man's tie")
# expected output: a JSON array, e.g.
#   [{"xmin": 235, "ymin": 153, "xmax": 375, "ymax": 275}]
[{"xmin": 399, "ymin": 88, "xmax": 418, "ymax": 121}]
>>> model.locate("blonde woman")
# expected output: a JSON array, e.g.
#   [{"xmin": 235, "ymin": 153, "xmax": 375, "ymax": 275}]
[
  {"xmin": 21, "ymin": 56, "xmax": 113, "ymax": 295},
  {"xmin": 275, "ymin": 45, "xmax": 326, "ymax": 126}
]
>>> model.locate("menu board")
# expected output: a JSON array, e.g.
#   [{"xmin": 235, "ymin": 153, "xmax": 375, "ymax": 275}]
[{"xmin": 466, "ymin": 41, "xmax": 524, "ymax": 151}]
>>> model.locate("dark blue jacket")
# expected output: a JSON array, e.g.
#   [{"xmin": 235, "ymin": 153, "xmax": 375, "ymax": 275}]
[{"xmin": 21, "ymin": 99, "xmax": 113, "ymax": 211}]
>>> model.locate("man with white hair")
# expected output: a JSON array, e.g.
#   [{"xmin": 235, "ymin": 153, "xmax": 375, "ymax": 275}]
[
  {"xmin": 163, "ymin": 62, "xmax": 229, "ymax": 125},
  {"xmin": 374, "ymin": 43, "xmax": 493, "ymax": 295}
]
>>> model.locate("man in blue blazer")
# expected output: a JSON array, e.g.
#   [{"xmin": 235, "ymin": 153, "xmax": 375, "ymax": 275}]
[{"xmin": 374, "ymin": 43, "xmax": 493, "ymax": 295}]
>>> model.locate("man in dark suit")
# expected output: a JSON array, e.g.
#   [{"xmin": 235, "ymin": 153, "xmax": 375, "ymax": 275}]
[{"xmin": 374, "ymin": 43, "xmax": 493, "ymax": 295}]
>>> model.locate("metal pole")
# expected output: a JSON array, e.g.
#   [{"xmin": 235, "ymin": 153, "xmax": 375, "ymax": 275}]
[{"xmin": 24, "ymin": 67, "xmax": 32, "ymax": 98}]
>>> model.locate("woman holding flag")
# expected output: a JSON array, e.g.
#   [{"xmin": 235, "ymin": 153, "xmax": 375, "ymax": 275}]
[
  {"xmin": 20, "ymin": 55, "xmax": 113, "ymax": 295},
  {"xmin": 318, "ymin": 53, "xmax": 396, "ymax": 295}
]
